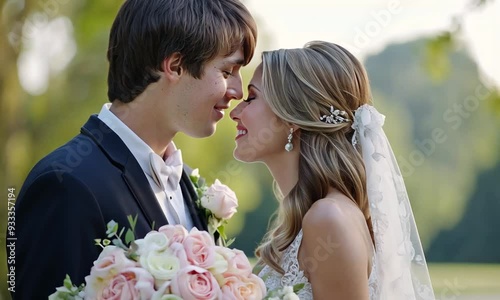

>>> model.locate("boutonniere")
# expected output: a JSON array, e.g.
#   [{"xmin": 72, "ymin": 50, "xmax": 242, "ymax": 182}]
[{"xmin": 189, "ymin": 169, "xmax": 238, "ymax": 247}]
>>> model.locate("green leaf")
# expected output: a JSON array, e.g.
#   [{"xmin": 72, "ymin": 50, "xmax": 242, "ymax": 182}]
[
  {"xmin": 106, "ymin": 220, "xmax": 118, "ymax": 237},
  {"xmin": 63, "ymin": 274, "xmax": 73, "ymax": 290},
  {"xmin": 125, "ymin": 229, "xmax": 135, "ymax": 245},
  {"xmin": 118, "ymin": 227, "xmax": 125, "ymax": 238},
  {"xmin": 218, "ymin": 225, "xmax": 227, "ymax": 240},
  {"xmin": 225, "ymin": 237, "xmax": 235, "ymax": 247},
  {"xmin": 189, "ymin": 174, "xmax": 199, "ymax": 185},
  {"xmin": 293, "ymin": 283, "xmax": 306, "ymax": 293},
  {"xmin": 127, "ymin": 241, "xmax": 139, "ymax": 260},
  {"xmin": 112, "ymin": 238, "xmax": 121, "ymax": 247},
  {"xmin": 127, "ymin": 214, "xmax": 138, "ymax": 231}
]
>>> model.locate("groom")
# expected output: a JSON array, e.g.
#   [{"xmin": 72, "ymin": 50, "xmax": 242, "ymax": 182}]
[{"xmin": 10, "ymin": 0, "xmax": 257, "ymax": 298}]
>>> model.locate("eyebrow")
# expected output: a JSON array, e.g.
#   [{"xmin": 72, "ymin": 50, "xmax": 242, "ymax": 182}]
[
  {"xmin": 225, "ymin": 58, "xmax": 245, "ymax": 66},
  {"xmin": 248, "ymin": 84, "xmax": 261, "ymax": 92}
]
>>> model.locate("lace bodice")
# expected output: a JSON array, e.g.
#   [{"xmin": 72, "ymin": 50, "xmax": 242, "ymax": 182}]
[{"xmin": 258, "ymin": 229, "xmax": 378, "ymax": 299}]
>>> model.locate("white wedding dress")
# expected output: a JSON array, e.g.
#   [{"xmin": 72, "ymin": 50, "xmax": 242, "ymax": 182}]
[{"xmin": 258, "ymin": 229, "xmax": 379, "ymax": 299}]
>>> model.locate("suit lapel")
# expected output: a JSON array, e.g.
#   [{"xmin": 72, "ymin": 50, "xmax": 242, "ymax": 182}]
[
  {"xmin": 121, "ymin": 158, "xmax": 169, "ymax": 230},
  {"xmin": 180, "ymin": 170, "xmax": 208, "ymax": 231},
  {"xmin": 80, "ymin": 115, "xmax": 168, "ymax": 229}
]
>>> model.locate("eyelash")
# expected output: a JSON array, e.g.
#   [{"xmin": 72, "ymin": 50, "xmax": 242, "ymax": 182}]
[
  {"xmin": 223, "ymin": 70, "xmax": 232, "ymax": 78},
  {"xmin": 243, "ymin": 97, "xmax": 255, "ymax": 103}
]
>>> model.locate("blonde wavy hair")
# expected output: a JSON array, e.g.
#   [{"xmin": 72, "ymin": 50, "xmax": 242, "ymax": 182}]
[{"xmin": 255, "ymin": 41, "xmax": 374, "ymax": 274}]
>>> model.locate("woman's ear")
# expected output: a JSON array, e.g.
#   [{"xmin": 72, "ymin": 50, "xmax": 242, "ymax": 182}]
[{"xmin": 161, "ymin": 53, "xmax": 183, "ymax": 81}]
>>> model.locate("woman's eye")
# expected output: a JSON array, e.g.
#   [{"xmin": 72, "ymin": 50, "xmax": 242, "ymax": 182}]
[
  {"xmin": 243, "ymin": 97, "xmax": 255, "ymax": 103},
  {"xmin": 223, "ymin": 70, "xmax": 232, "ymax": 78}
]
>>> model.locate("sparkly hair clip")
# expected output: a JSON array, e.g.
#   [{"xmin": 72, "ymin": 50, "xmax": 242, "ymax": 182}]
[{"xmin": 319, "ymin": 106, "xmax": 350, "ymax": 124}]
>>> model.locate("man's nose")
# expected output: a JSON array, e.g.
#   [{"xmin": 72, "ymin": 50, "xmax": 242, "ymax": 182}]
[{"xmin": 226, "ymin": 73, "xmax": 243, "ymax": 100}]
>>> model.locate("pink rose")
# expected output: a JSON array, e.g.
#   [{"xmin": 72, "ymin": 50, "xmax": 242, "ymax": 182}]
[
  {"xmin": 216, "ymin": 248, "xmax": 252, "ymax": 277},
  {"xmin": 158, "ymin": 224, "xmax": 189, "ymax": 245},
  {"xmin": 84, "ymin": 246, "xmax": 137, "ymax": 297},
  {"xmin": 171, "ymin": 266, "xmax": 221, "ymax": 300},
  {"xmin": 201, "ymin": 179, "xmax": 238, "ymax": 220},
  {"xmin": 183, "ymin": 228, "xmax": 216, "ymax": 269},
  {"xmin": 99, "ymin": 267, "xmax": 155, "ymax": 300},
  {"xmin": 221, "ymin": 274, "xmax": 266, "ymax": 300}
]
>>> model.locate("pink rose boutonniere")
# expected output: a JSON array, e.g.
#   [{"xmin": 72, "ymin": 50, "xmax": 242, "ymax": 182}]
[{"xmin": 189, "ymin": 169, "xmax": 238, "ymax": 247}]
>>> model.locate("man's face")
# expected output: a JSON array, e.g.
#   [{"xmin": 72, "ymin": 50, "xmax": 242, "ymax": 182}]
[{"xmin": 172, "ymin": 49, "xmax": 245, "ymax": 138}]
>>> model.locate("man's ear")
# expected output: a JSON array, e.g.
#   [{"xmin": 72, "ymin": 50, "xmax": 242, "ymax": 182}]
[{"xmin": 161, "ymin": 53, "xmax": 183, "ymax": 81}]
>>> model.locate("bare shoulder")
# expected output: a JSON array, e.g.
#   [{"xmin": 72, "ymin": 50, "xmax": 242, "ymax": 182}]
[
  {"xmin": 299, "ymin": 193, "xmax": 372, "ymax": 298},
  {"xmin": 302, "ymin": 194, "xmax": 365, "ymax": 234},
  {"xmin": 300, "ymin": 194, "xmax": 371, "ymax": 271}
]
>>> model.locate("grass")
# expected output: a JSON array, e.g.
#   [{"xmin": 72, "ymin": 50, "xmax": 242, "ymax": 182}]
[
  {"xmin": 249, "ymin": 259, "xmax": 500, "ymax": 296},
  {"xmin": 429, "ymin": 263, "xmax": 500, "ymax": 296}
]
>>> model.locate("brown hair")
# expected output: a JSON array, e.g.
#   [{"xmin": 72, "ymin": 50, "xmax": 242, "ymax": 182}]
[{"xmin": 107, "ymin": 0, "xmax": 257, "ymax": 102}]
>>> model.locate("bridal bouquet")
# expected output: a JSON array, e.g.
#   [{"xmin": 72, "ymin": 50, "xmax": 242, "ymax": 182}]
[
  {"xmin": 50, "ymin": 219, "xmax": 266, "ymax": 299},
  {"xmin": 50, "ymin": 175, "xmax": 302, "ymax": 299}
]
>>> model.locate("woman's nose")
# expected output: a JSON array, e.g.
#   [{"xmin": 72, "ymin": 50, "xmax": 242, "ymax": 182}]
[{"xmin": 230, "ymin": 101, "xmax": 245, "ymax": 121}]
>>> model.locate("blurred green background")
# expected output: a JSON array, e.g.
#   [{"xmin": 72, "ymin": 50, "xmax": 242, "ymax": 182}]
[{"xmin": 1, "ymin": 0, "xmax": 499, "ymax": 298}]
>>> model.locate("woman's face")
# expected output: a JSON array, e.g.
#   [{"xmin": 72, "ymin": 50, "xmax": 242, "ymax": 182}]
[{"xmin": 230, "ymin": 64, "xmax": 290, "ymax": 163}]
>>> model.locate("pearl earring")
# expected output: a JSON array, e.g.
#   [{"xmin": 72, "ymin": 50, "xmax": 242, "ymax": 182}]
[{"xmin": 285, "ymin": 128, "xmax": 294, "ymax": 152}]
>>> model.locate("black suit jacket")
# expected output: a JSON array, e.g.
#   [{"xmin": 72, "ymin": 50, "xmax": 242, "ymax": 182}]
[{"xmin": 10, "ymin": 115, "xmax": 207, "ymax": 299}]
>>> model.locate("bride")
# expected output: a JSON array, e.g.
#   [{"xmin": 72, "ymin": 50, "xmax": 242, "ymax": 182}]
[{"xmin": 230, "ymin": 41, "xmax": 435, "ymax": 299}]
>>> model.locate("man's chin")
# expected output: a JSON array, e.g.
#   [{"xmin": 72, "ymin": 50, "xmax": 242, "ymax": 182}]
[{"xmin": 184, "ymin": 125, "xmax": 216, "ymax": 138}]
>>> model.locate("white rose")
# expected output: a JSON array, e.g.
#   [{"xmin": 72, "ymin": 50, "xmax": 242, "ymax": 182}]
[
  {"xmin": 209, "ymin": 250, "xmax": 229, "ymax": 277},
  {"xmin": 201, "ymin": 179, "xmax": 238, "ymax": 220},
  {"xmin": 140, "ymin": 251, "xmax": 180, "ymax": 288},
  {"xmin": 283, "ymin": 293, "xmax": 300, "ymax": 300},
  {"xmin": 139, "ymin": 243, "xmax": 188, "ymax": 287},
  {"xmin": 216, "ymin": 248, "xmax": 252, "ymax": 277},
  {"xmin": 281, "ymin": 286, "xmax": 293, "ymax": 295},
  {"xmin": 135, "ymin": 231, "xmax": 169, "ymax": 255}
]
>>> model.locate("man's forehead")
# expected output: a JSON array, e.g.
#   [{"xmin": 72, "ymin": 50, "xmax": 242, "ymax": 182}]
[{"xmin": 222, "ymin": 49, "xmax": 245, "ymax": 65}]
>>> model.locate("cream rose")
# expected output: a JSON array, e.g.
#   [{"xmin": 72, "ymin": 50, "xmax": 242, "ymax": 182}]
[
  {"xmin": 220, "ymin": 275, "xmax": 247, "ymax": 300},
  {"xmin": 221, "ymin": 274, "xmax": 266, "ymax": 300},
  {"xmin": 201, "ymin": 179, "xmax": 238, "ymax": 220},
  {"xmin": 135, "ymin": 231, "xmax": 170, "ymax": 255},
  {"xmin": 217, "ymin": 248, "xmax": 252, "ymax": 277},
  {"xmin": 209, "ymin": 249, "xmax": 229, "ymax": 278},
  {"xmin": 171, "ymin": 266, "xmax": 221, "ymax": 300},
  {"xmin": 283, "ymin": 292, "xmax": 300, "ymax": 300},
  {"xmin": 139, "ymin": 243, "xmax": 188, "ymax": 287}
]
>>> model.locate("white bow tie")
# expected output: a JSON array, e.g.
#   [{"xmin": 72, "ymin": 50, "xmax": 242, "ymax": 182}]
[{"xmin": 149, "ymin": 150, "xmax": 183, "ymax": 192}]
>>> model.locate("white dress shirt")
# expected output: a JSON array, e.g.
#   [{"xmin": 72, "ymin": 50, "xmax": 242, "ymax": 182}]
[{"xmin": 98, "ymin": 103, "xmax": 194, "ymax": 230}]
